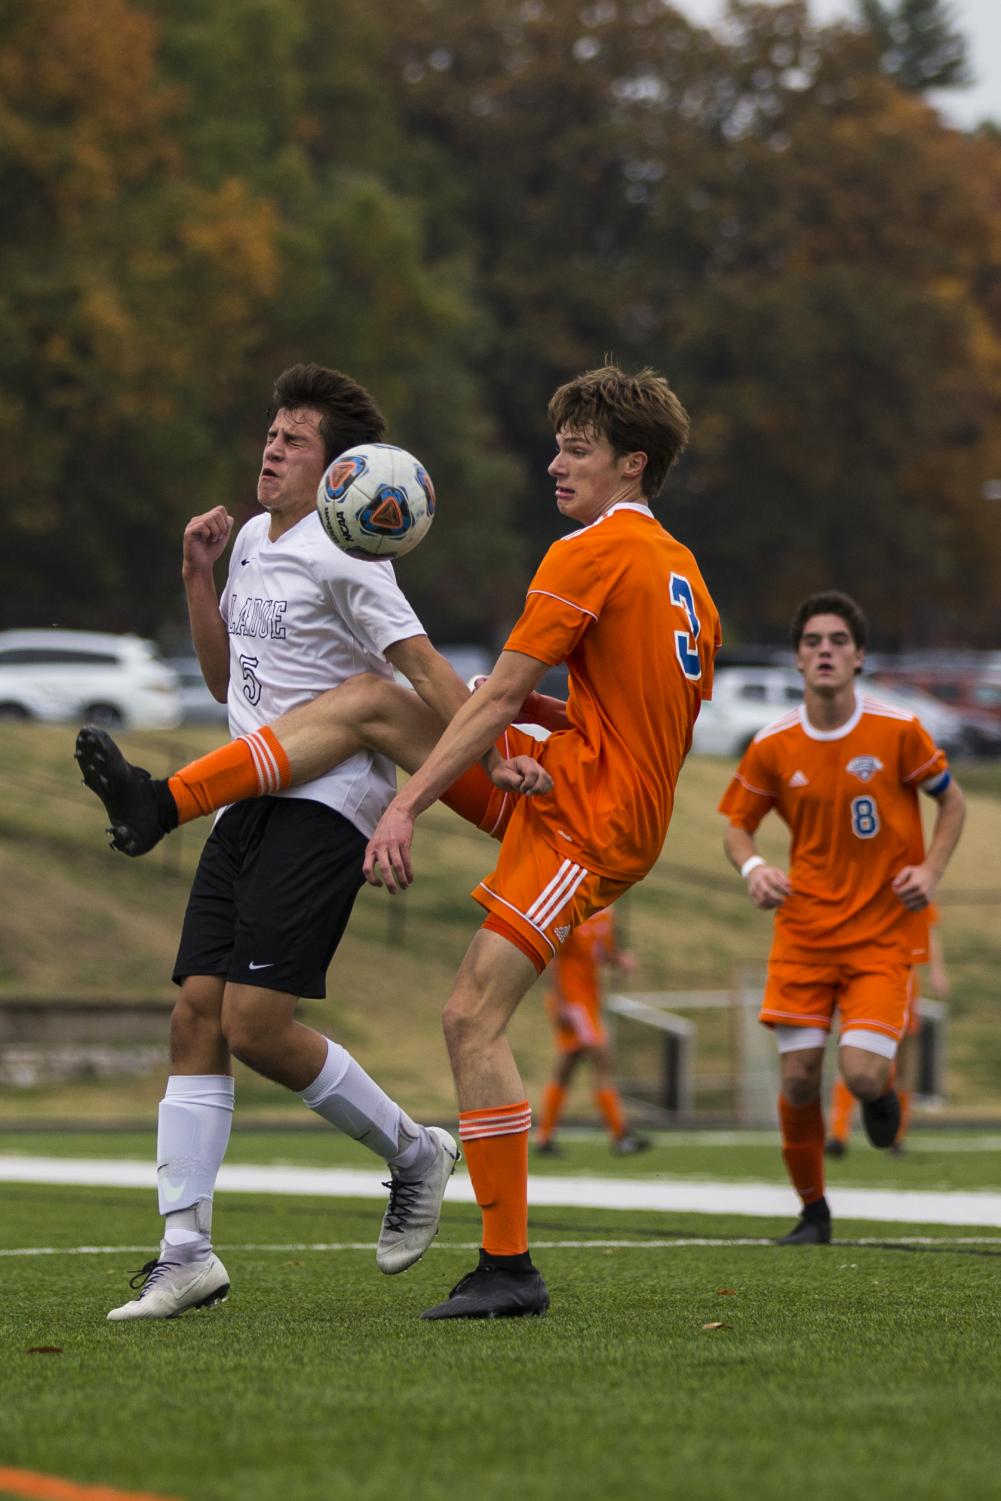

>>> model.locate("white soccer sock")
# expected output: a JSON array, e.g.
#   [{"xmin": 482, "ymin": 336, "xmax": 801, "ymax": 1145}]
[
  {"xmin": 301, "ymin": 1038, "xmax": 434, "ymax": 1177},
  {"xmin": 156, "ymin": 1074, "xmax": 234, "ymax": 1253}
]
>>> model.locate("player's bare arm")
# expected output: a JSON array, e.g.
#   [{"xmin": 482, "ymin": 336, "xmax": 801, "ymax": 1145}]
[
  {"xmin": 384, "ymin": 635, "xmax": 472, "ymax": 726},
  {"xmin": 723, "ymin": 823, "xmax": 791, "ymax": 911},
  {"xmin": 891, "ymin": 777, "xmax": 966, "ymax": 911},
  {"xmin": 364, "ymin": 649, "xmax": 553, "ymax": 893},
  {"xmin": 182, "ymin": 506, "xmax": 234, "ymax": 703}
]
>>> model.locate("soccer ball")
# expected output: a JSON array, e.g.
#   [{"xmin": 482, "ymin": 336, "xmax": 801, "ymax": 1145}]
[{"xmin": 316, "ymin": 443, "xmax": 436, "ymax": 559}]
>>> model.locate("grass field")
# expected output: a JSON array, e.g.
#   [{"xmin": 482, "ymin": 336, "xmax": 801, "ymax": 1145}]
[{"xmin": 2, "ymin": 1130, "xmax": 1001, "ymax": 1501}]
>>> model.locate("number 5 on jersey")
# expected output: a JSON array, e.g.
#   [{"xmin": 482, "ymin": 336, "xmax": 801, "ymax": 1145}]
[{"xmin": 670, "ymin": 572, "xmax": 702, "ymax": 681}]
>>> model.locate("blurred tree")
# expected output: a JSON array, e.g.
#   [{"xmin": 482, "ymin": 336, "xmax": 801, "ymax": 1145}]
[{"xmin": 857, "ymin": 0, "xmax": 971, "ymax": 92}]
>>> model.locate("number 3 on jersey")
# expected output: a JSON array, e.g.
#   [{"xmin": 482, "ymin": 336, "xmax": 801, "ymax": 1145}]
[
  {"xmin": 670, "ymin": 572, "xmax": 702, "ymax": 681},
  {"xmin": 851, "ymin": 795, "xmax": 880, "ymax": 839}
]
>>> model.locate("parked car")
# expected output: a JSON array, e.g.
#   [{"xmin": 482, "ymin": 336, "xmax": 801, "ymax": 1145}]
[
  {"xmin": 691, "ymin": 666, "xmax": 971, "ymax": 759},
  {"xmin": 868, "ymin": 666, "xmax": 1001, "ymax": 758},
  {"xmin": 0, "ymin": 629, "xmax": 182, "ymax": 729},
  {"xmin": 166, "ymin": 656, "xmax": 229, "ymax": 726}
]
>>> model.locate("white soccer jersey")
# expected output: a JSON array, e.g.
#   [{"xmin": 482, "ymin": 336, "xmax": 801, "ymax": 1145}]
[{"xmin": 220, "ymin": 511, "xmax": 425, "ymax": 835}]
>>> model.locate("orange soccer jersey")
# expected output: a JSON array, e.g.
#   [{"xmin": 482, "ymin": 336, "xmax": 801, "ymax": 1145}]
[
  {"xmin": 503, "ymin": 503, "xmax": 720, "ymax": 882},
  {"xmin": 546, "ymin": 907, "xmax": 616, "ymax": 1051},
  {"xmin": 718, "ymin": 691, "xmax": 949, "ymax": 964}
]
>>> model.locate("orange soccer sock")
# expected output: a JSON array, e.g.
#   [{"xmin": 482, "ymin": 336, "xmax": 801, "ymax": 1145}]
[
  {"xmin": 595, "ymin": 1086, "xmax": 627, "ymax": 1142},
  {"xmin": 829, "ymin": 1075, "xmax": 856, "ymax": 1144},
  {"xmin": 537, "ymin": 1082, "xmax": 566, "ymax": 1144},
  {"xmin": 459, "ymin": 1100, "xmax": 532, "ymax": 1256},
  {"xmin": 168, "ymin": 727, "xmax": 292, "ymax": 825},
  {"xmin": 778, "ymin": 1095, "xmax": 826, "ymax": 1207},
  {"xmin": 896, "ymin": 1088, "xmax": 912, "ymax": 1145}
]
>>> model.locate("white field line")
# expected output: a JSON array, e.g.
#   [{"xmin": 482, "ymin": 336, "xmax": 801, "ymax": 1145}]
[
  {"xmin": 4, "ymin": 1154, "xmax": 1001, "ymax": 1227},
  {"xmin": 2, "ymin": 1236, "xmax": 1001, "ymax": 1259}
]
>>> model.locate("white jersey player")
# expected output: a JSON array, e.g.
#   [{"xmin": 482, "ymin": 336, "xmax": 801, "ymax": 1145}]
[{"xmin": 76, "ymin": 363, "xmax": 467, "ymax": 1321}]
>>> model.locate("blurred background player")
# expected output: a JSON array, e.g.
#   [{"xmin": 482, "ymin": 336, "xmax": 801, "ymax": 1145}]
[
  {"xmin": 535, "ymin": 906, "xmax": 650, "ymax": 1157},
  {"xmin": 77, "ymin": 363, "xmax": 470, "ymax": 1319},
  {"xmin": 718, "ymin": 591, "xmax": 964, "ymax": 1246},
  {"xmin": 827, "ymin": 913, "xmax": 949, "ymax": 1158}
]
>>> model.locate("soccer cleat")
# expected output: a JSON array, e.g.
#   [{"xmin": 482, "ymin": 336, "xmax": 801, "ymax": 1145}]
[
  {"xmin": 533, "ymin": 1139, "xmax": 562, "ymax": 1157},
  {"xmin": 421, "ymin": 1262, "xmax": 550, "ymax": 1320},
  {"xmin": 776, "ymin": 1212, "xmax": 832, "ymax": 1246},
  {"xmin": 825, "ymin": 1137, "xmax": 848, "ymax": 1159},
  {"xmin": 75, "ymin": 726, "xmax": 167, "ymax": 857},
  {"xmin": 861, "ymin": 1090, "xmax": 901, "ymax": 1150},
  {"xmin": 376, "ymin": 1126, "xmax": 459, "ymax": 1275},
  {"xmin": 107, "ymin": 1251, "xmax": 230, "ymax": 1320},
  {"xmin": 611, "ymin": 1132, "xmax": 651, "ymax": 1156}
]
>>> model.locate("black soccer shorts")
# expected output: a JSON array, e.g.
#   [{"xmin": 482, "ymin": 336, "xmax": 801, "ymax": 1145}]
[{"xmin": 172, "ymin": 796, "xmax": 368, "ymax": 999}]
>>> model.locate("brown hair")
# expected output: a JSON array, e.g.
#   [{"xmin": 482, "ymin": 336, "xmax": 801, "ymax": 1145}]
[
  {"xmin": 268, "ymin": 363, "xmax": 387, "ymax": 464},
  {"xmin": 790, "ymin": 591, "xmax": 868, "ymax": 650},
  {"xmin": 547, "ymin": 363, "xmax": 690, "ymax": 498}
]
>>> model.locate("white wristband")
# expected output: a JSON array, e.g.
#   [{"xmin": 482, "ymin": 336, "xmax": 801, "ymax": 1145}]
[{"xmin": 740, "ymin": 855, "xmax": 766, "ymax": 880}]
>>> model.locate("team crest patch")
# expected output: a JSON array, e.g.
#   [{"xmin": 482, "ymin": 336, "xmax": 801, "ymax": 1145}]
[{"xmin": 846, "ymin": 755, "xmax": 883, "ymax": 783}]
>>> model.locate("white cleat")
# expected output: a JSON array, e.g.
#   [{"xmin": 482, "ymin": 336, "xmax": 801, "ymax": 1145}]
[
  {"xmin": 377, "ymin": 1126, "xmax": 460, "ymax": 1275},
  {"xmin": 107, "ymin": 1251, "xmax": 230, "ymax": 1321}
]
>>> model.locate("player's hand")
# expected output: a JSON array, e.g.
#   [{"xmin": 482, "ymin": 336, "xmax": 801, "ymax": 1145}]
[
  {"xmin": 364, "ymin": 803, "xmax": 416, "ymax": 894},
  {"xmin": 183, "ymin": 507, "xmax": 234, "ymax": 572},
  {"xmin": 516, "ymin": 691, "xmax": 571, "ymax": 732},
  {"xmin": 489, "ymin": 755, "xmax": 553, "ymax": 796},
  {"xmin": 892, "ymin": 864, "xmax": 936, "ymax": 911},
  {"xmin": 746, "ymin": 864, "xmax": 791, "ymax": 910}
]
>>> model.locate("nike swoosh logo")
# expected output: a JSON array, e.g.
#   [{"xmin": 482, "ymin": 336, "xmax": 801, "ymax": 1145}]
[
  {"xmin": 160, "ymin": 1178, "xmax": 187, "ymax": 1203},
  {"xmin": 248, "ymin": 961, "xmax": 274, "ymax": 971}
]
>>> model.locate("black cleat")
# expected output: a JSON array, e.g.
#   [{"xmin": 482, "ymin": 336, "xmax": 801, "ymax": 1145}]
[
  {"xmin": 421, "ymin": 1262, "xmax": 550, "ymax": 1320},
  {"xmin": 75, "ymin": 726, "xmax": 168, "ymax": 857},
  {"xmin": 777, "ymin": 1211, "xmax": 832, "ymax": 1246},
  {"xmin": 611, "ymin": 1132, "xmax": 652, "ymax": 1156},
  {"xmin": 862, "ymin": 1090, "xmax": 901, "ymax": 1150},
  {"xmin": 533, "ymin": 1139, "xmax": 562, "ymax": 1157},
  {"xmin": 825, "ymin": 1137, "xmax": 847, "ymax": 1159}
]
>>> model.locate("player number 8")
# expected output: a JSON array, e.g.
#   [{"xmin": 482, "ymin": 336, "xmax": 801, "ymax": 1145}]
[
  {"xmin": 850, "ymin": 795, "xmax": 880, "ymax": 839},
  {"xmin": 670, "ymin": 572, "xmax": 702, "ymax": 681}
]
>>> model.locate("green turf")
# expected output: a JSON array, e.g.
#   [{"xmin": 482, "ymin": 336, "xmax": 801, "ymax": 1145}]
[
  {"xmin": 3, "ymin": 1126, "xmax": 1000, "ymax": 1192},
  {"xmin": 2, "ymin": 1177, "xmax": 1001, "ymax": 1501}
]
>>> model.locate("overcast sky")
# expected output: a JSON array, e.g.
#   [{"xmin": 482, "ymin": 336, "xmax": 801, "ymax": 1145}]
[{"xmin": 674, "ymin": 0, "xmax": 1000, "ymax": 129}]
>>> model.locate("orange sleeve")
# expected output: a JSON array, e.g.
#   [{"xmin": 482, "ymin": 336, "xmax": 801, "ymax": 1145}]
[
  {"xmin": 717, "ymin": 740, "xmax": 776, "ymax": 832},
  {"xmin": 901, "ymin": 717, "xmax": 949, "ymax": 789},
  {"xmin": 504, "ymin": 538, "xmax": 608, "ymax": 665}
]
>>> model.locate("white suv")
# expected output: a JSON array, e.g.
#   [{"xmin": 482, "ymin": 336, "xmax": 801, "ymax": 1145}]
[{"xmin": 0, "ymin": 630, "xmax": 182, "ymax": 730}]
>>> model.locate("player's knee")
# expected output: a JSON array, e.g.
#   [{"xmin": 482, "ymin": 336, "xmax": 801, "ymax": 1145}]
[
  {"xmin": 171, "ymin": 979, "xmax": 223, "ymax": 1050},
  {"xmin": 220, "ymin": 1001, "xmax": 272, "ymax": 1071},
  {"xmin": 841, "ymin": 1054, "xmax": 892, "ymax": 1101},
  {"xmin": 781, "ymin": 1057, "xmax": 822, "ymax": 1107}
]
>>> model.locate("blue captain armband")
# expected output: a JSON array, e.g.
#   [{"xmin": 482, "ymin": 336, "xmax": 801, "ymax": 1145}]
[{"xmin": 921, "ymin": 770, "xmax": 952, "ymax": 798}]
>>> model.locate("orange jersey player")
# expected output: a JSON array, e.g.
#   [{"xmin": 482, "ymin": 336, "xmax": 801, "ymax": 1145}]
[
  {"xmin": 366, "ymin": 362, "xmax": 721, "ymax": 1318},
  {"xmin": 718, "ymin": 591, "xmax": 964, "ymax": 1246},
  {"xmin": 536, "ymin": 907, "xmax": 648, "ymax": 1157}
]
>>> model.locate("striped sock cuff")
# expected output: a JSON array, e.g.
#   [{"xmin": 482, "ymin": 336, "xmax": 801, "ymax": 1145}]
[
  {"xmin": 240, "ymin": 727, "xmax": 292, "ymax": 795},
  {"xmin": 458, "ymin": 1100, "xmax": 532, "ymax": 1142}
]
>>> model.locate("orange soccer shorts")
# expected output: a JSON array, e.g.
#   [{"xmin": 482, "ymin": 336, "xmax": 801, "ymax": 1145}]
[
  {"xmin": 760, "ymin": 957, "xmax": 912, "ymax": 1044},
  {"xmin": 547, "ymin": 991, "xmax": 608, "ymax": 1053},
  {"xmin": 472, "ymin": 797, "xmax": 632, "ymax": 974}
]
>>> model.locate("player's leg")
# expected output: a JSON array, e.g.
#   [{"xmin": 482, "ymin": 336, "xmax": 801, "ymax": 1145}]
[
  {"xmin": 774, "ymin": 1033, "xmax": 831, "ymax": 1245},
  {"xmin": 219, "ymin": 796, "xmax": 457, "ymax": 1273},
  {"xmin": 826, "ymin": 1075, "xmax": 856, "ymax": 1157},
  {"xmin": 838, "ymin": 963, "xmax": 908, "ymax": 1149},
  {"xmin": 422, "ymin": 927, "xmax": 549, "ymax": 1320},
  {"xmin": 75, "ymin": 672, "xmax": 445, "ymax": 856},
  {"xmin": 590, "ymin": 1042, "xmax": 649, "ymax": 1156},
  {"xmin": 536, "ymin": 1044, "xmax": 580, "ymax": 1154}
]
